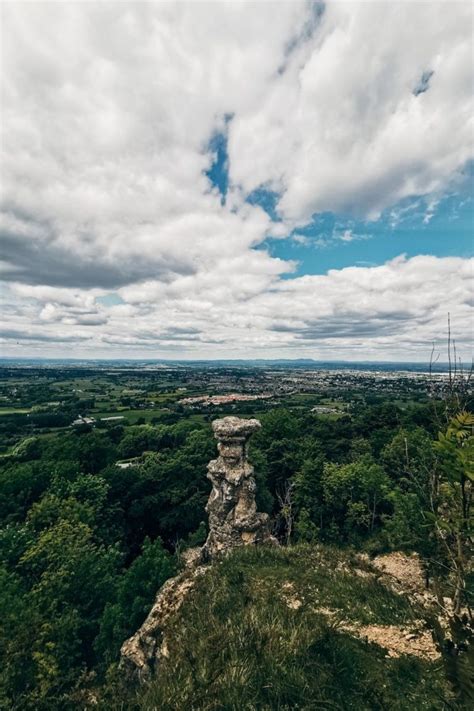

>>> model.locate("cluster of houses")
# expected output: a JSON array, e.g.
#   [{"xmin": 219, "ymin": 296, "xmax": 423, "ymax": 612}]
[{"xmin": 178, "ymin": 393, "xmax": 272, "ymax": 407}]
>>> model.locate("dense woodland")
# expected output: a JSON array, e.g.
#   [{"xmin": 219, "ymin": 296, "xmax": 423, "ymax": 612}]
[{"xmin": 0, "ymin": 365, "xmax": 472, "ymax": 709}]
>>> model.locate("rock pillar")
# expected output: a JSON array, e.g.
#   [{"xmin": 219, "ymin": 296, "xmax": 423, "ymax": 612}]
[{"xmin": 201, "ymin": 416, "xmax": 274, "ymax": 559}]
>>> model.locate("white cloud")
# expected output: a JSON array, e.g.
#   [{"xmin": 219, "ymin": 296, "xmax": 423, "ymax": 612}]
[
  {"xmin": 311, "ymin": 228, "xmax": 372, "ymax": 248},
  {"xmin": 1, "ymin": 1, "xmax": 303, "ymax": 288},
  {"xmin": 0, "ymin": 2, "xmax": 472, "ymax": 359},
  {"xmin": 1, "ymin": 255, "xmax": 472, "ymax": 361},
  {"xmin": 228, "ymin": 1, "xmax": 473, "ymax": 222}
]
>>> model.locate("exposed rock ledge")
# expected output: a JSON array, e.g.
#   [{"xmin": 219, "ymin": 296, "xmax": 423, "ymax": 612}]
[
  {"xmin": 120, "ymin": 561, "xmax": 206, "ymax": 681},
  {"xmin": 120, "ymin": 416, "xmax": 275, "ymax": 680}
]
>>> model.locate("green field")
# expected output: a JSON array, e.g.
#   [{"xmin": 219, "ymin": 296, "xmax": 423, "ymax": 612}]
[{"xmin": 0, "ymin": 407, "xmax": 32, "ymax": 415}]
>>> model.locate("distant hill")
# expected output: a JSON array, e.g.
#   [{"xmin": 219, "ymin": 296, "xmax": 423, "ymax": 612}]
[{"xmin": 0, "ymin": 357, "xmax": 457, "ymax": 373}]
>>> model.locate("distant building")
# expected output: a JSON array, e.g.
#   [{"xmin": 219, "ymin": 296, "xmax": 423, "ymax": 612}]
[
  {"xmin": 100, "ymin": 416, "xmax": 125, "ymax": 422},
  {"xmin": 115, "ymin": 459, "xmax": 139, "ymax": 469},
  {"xmin": 71, "ymin": 415, "xmax": 96, "ymax": 427}
]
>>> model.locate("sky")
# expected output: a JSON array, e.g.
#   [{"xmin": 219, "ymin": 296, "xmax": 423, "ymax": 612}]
[{"xmin": 1, "ymin": 0, "xmax": 473, "ymax": 362}]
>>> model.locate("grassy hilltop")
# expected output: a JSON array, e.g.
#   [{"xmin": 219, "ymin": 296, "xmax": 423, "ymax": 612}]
[{"xmin": 98, "ymin": 545, "xmax": 448, "ymax": 711}]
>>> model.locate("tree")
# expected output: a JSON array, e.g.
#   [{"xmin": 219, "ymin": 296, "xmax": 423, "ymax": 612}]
[
  {"xmin": 381, "ymin": 427, "xmax": 436, "ymax": 485},
  {"xmin": 103, "ymin": 428, "xmax": 214, "ymax": 552},
  {"xmin": 423, "ymin": 326, "xmax": 474, "ymax": 704},
  {"xmin": 424, "ymin": 412, "xmax": 474, "ymax": 705},
  {"xmin": 11, "ymin": 436, "xmax": 41, "ymax": 461},
  {"xmin": 294, "ymin": 507, "xmax": 319, "ymax": 542},
  {"xmin": 75, "ymin": 431, "xmax": 115, "ymax": 474},
  {"xmin": 292, "ymin": 454, "xmax": 326, "ymax": 538},
  {"xmin": 275, "ymin": 481, "xmax": 295, "ymax": 545},
  {"xmin": 381, "ymin": 428, "xmax": 437, "ymax": 553},
  {"xmin": 0, "ymin": 461, "xmax": 53, "ymax": 524},
  {"xmin": 0, "ymin": 565, "xmax": 39, "ymax": 707},
  {"xmin": 95, "ymin": 536, "xmax": 175, "ymax": 663},
  {"xmin": 1, "ymin": 517, "xmax": 121, "ymax": 706},
  {"xmin": 321, "ymin": 456, "xmax": 390, "ymax": 540}
]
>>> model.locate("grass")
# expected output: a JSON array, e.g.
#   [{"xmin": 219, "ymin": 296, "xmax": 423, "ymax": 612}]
[
  {"xmin": 92, "ymin": 409, "xmax": 209, "ymax": 426},
  {"xmin": 223, "ymin": 545, "xmax": 416, "ymax": 626},
  {"xmin": 0, "ymin": 407, "xmax": 32, "ymax": 415},
  {"xmin": 97, "ymin": 544, "xmax": 449, "ymax": 711}
]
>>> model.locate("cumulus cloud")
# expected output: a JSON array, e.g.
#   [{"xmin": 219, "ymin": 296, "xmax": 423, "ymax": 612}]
[
  {"xmin": 1, "ymin": 255, "xmax": 471, "ymax": 360},
  {"xmin": 1, "ymin": 1, "xmax": 301, "ymax": 289},
  {"xmin": 229, "ymin": 1, "xmax": 473, "ymax": 222},
  {"xmin": 0, "ymin": 2, "xmax": 472, "ymax": 359}
]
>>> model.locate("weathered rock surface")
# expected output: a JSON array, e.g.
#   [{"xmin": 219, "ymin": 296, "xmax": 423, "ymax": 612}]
[
  {"xmin": 201, "ymin": 416, "xmax": 276, "ymax": 559},
  {"xmin": 120, "ymin": 416, "xmax": 275, "ymax": 680},
  {"xmin": 120, "ymin": 560, "xmax": 205, "ymax": 681}
]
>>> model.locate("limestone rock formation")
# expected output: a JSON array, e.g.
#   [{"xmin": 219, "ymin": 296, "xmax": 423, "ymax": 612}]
[
  {"xmin": 120, "ymin": 416, "xmax": 274, "ymax": 680},
  {"xmin": 120, "ymin": 564, "xmax": 206, "ymax": 681},
  {"xmin": 201, "ymin": 416, "xmax": 275, "ymax": 559}
]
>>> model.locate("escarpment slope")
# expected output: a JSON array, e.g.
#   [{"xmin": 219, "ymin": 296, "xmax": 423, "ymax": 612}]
[{"xmin": 126, "ymin": 545, "xmax": 448, "ymax": 711}]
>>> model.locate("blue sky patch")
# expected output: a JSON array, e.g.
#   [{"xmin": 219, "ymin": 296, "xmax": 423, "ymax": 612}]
[
  {"xmin": 96, "ymin": 293, "xmax": 125, "ymax": 306},
  {"xmin": 246, "ymin": 187, "xmax": 281, "ymax": 221},
  {"xmin": 205, "ymin": 116, "xmax": 233, "ymax": 204},
  {"xmin": 257, "ymin": 191, "xmax": 473, "ymax": 276},
  {"xmin": 413, "ymin": 69, "xmax": 434, "ymax": 96}
]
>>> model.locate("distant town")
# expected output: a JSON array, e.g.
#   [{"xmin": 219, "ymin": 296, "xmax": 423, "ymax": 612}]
[{"xmin": 0, "ymin": 360, "xmax": 460, "ymax": 461}]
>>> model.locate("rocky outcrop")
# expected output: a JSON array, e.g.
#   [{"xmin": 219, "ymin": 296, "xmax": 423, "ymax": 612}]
[
  {"xmin": 120, "ymin": 416, "xmax": 274, "ymax": 680},
  {"xmin": 120, "ymin": 563, "xmax": 206, "ymax": 681},
  {"xmin": 201, "ymin": 416, "xmax": 275, "ymax": 559}
]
